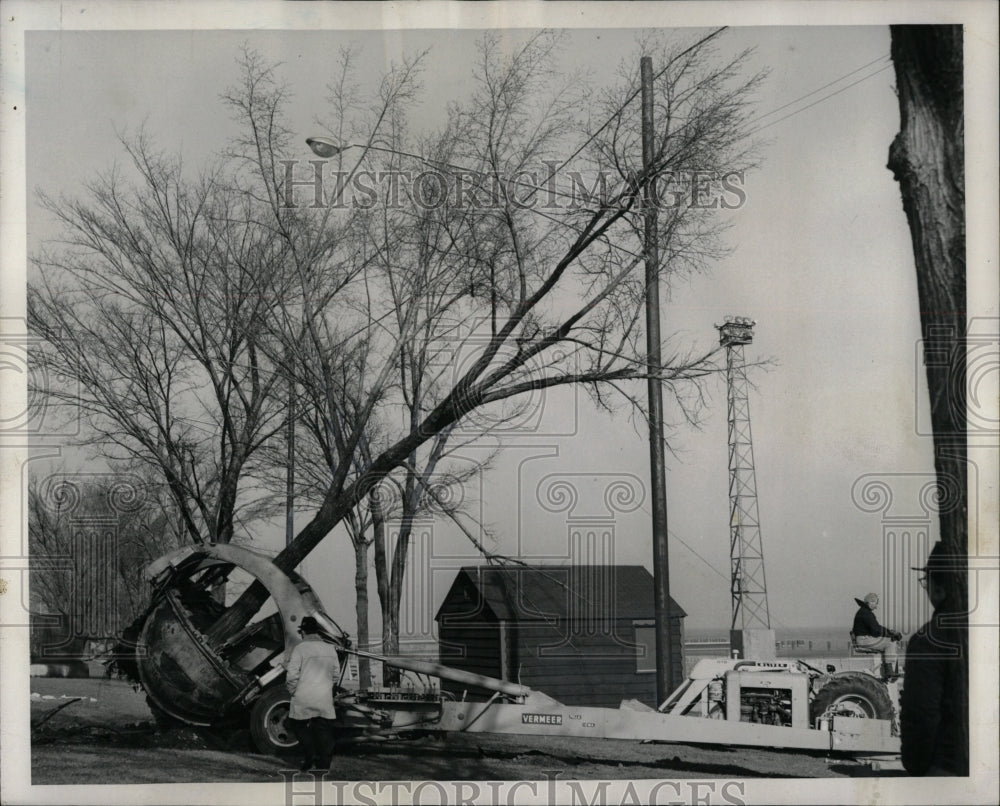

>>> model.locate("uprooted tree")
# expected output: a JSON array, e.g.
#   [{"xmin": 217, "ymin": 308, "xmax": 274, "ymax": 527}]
[
  {"xmin": 30, "ymin": 31, "xmax": 763, "ymax": 653},
  {"xmin": 206, "ymin": 29, "xmax": 762, "ymax": 643}
]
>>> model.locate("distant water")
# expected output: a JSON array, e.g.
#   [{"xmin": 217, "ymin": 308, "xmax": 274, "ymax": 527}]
[{"xmin": 685, "ymin": 627, "xmax": 853, "ymax": 658}]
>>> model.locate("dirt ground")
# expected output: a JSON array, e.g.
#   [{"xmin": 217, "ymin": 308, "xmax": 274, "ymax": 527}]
[{"xmin": 29, "ymin": 676, "xmax": 903, "ymax": 786}]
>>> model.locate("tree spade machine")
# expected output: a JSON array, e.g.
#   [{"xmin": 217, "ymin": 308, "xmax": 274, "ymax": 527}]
[{"xmin": 112, "ymin": 543, "xmax": 901, "ymax": 761}]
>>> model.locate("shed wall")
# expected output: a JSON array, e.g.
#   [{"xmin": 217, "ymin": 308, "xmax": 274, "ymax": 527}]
[
  {"xmin": 437, "ymin": 594, "xmax": 502, "ymax": 698},
  {"xmin": 514, "ymin": 617, "xmax": 684, "ymax": 707},
  {"xmin": 434, "ymin": 567, "xmax": 686, "ymax": 706}
]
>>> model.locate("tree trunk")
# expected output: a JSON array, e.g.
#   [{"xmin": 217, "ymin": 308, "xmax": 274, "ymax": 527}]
[
  {"xmin": 381, "ymin": 489, "xmax": 408, "ymax": 685},
  {"xmin": 204, "ymin": 494, "xmax": 357, "ymax": 643},
  {"xmin": 353, "ymin": 536, "xmax": 371, "ymax": 690},
  {"xmin": 887, "ymin": 23, "xmax": 967, "ymax": 774},
  {"xmin": 206, "ymin": 396, "xmax": 467, "ymax": 644},
  {"xmin": 369, "ymin": 489, "xmax": 395, "ymax": 685},
  {"xmin": 381, "ymin": 527, "xmax": 401, "ymax": 685}
]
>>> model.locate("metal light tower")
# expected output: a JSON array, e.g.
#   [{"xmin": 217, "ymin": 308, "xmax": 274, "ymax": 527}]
[{"xmin": 717, "ymin": 316, "xmax": 771, "ymax": 632}]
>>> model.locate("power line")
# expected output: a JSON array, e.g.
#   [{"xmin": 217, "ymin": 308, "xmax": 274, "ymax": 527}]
[
  {"xmin": 748, "ymin": 54, "xmax": 890, "ymax": 126},
  {"xmin": 304, "ymin": 44, "xmax": 896, "ymax": 271},
  {"xmin": 505, "ymin": 45, "xmax": 895, "ymax": 259},
  {"xmin": 654, "ymin": 521, "xmax": 794, "ymax": 629},
  {"xmin": 668, "ymin": 529, "xmax": 728, "ymax": 582},
  {"xmin": 749, "ymin": 62, "xmax": 894, "ymax": 136},
  {"xmin": 543, "ymin": 27, "xmax": 731, "ymax": 181}
]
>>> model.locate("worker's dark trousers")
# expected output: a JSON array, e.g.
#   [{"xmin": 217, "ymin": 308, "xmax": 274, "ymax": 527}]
[{"xmin": 289, "ymin": 717, "xmax": 336, "ymax": 767}]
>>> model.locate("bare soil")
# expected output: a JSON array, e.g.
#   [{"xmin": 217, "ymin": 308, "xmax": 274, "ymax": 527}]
[{"xmin": 29, "ymin": 677, "xmax": 902, "ymax": 785}]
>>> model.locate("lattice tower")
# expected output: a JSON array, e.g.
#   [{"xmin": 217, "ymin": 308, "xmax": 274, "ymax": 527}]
[{"xmin": 717, "ymin": 316, "xmax": 771, "ymax": 630}]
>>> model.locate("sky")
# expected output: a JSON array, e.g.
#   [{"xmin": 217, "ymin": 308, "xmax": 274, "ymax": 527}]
[
  {"xmin": 1, "ymin": 4, "xmax": 998, "ymax": 806},
  {"xmin": 8, "ymin": 20, "xmax": 968, "ymax": 640}
]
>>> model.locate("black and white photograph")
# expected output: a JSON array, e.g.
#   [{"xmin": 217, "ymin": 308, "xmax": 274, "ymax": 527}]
[{"xmin": 1, "ymin": 2, "xmax": 997, "ymax": 805}]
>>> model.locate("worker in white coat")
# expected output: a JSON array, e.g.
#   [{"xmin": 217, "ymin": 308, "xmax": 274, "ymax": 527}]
[{"xmin": 285, "ymin": 616, "xmax": 341, "ymax": 770}]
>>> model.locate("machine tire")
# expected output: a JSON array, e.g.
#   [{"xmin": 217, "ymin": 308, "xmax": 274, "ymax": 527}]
[
  {"xmin": 250, "ymin": 686, "xmax": 299, "ymax": 755},
  {"xmin": 810, "ymin": 673, "xmax": 893, "ymax": 724}
]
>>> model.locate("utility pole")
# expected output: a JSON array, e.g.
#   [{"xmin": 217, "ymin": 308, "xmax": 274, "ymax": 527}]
[{"xmin": 642, "ymin": 56, "xmax": 676, "ymax": 701}]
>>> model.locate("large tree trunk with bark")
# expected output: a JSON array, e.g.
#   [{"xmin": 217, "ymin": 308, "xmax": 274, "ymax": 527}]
[{"xmin": 887, "ymin": 23, "xmax": 967, "ymax": 775}]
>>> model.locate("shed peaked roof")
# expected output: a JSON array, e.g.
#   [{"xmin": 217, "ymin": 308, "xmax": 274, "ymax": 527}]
[{"xmin": 435, "ymin": 564, "xmax": 685, "ymax": 623}]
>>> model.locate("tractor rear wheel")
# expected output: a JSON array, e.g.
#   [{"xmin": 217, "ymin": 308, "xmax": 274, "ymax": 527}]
[
  {"xmin": 810, "ymin": 673, "xmax": 893, "ymax": 725},
  {"xmin": 250, "ymin": 686, "xmax": 299, "ymax": 755}
]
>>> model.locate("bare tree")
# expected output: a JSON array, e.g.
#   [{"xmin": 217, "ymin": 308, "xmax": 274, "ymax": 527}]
[
  {"xmin": 28, "ymin": 132, "xmax": 294, "ymax": 546},
  {"xmin": 207, "ymin": 30, "xmax": 762, "ymax": 641},
  {"xmin": 28, "ymin": 466, "xmax": 186, "ymax": 657},
  {"xmin": 364, "ymin": 134, "xmax": 512, "ymax": 669},
  {"xmin": 229, "ymin": 43, "xmax": 442, "ymax": 680},
  {"xmin": 229, "ymin": 44, "xmax": 499, "ymax": 666}
]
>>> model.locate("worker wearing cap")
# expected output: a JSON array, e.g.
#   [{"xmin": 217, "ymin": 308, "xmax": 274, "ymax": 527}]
[
  {"xmin": 852, "ymin": 591, "xmax": 902, "ymax": 675},
  {"xmin": 285, "ymin": 615, "xmax": 341, "ymax": 771},
  {"xmin": 900, "ymin": 541, "xmax": 968, "ymax": 776}
]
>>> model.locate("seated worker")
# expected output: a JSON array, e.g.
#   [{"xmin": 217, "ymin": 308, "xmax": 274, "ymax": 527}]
[{"xmin": 852, "ymin": 592, "xmax": 903, "ymax": 675}]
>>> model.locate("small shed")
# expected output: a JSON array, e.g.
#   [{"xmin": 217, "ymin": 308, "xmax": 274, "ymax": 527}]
[{"xmin": 435, "ymin": 565, "xmax": 685, "ymax": 708}]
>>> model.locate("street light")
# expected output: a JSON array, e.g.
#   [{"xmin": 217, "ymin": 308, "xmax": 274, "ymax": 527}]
[
  {"xmin": 306, "ymin": 136, "xmax": 349, "ymax": 159},
  {"xmin": 307, "ymin": 135, "xmax": 443, "ymax": 171},
  {"xmin": 307, "ymin": 136, "xmax": 408, "ymax": 162},
  {"xmin": 306, "ymin": 135, "xmax": 583, "ymax": 206}
]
